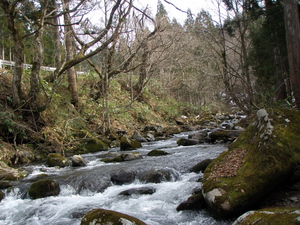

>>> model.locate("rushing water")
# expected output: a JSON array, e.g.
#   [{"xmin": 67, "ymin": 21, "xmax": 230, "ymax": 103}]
[{"xmin": 0, "ymin": 131, "xmax": 233, "ymax": 225}]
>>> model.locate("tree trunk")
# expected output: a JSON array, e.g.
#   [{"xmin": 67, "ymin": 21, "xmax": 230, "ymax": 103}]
[
  {"xmin": 283, "ymin": 0, "xmax": 300, "ymax": 108},
  {"xmin": 63, "ymin": 0, "xmax": 79, "ymax": 107}
]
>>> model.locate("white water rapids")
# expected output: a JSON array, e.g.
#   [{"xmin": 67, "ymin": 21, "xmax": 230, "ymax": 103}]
[{"xmin": 0, "ymin": 132, "xmax": 233, "ymax": 225}]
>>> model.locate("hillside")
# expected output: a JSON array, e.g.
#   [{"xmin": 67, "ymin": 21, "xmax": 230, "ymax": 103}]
[{"xmin": 0, "ymin": 69, "xmax": 228, "ymax": 166}]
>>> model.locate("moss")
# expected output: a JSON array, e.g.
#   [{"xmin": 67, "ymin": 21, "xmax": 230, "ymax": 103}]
[
  {"xmin": 235, "ymin": 207, "xmax": 300, "ymax": 225},
  {"xmin": 202, "ymin": 109, "xmax": 300, "ymax": 218},
  {"xmin": 80, "ymin": 208, "xmax": 147, "ymax": 225},
  {"xmin": 83, "ymin": 138, "xmax": 109, "ymax": 153},
  {"xmin": 120, "ymin": 136, "xmax": 142, "ymax": 151},
  {"xmin": 46, "ymin": 153, "xmax": 68, "ymax": 167},
  {"xmin": 147, "ymin": 149, "xmax": 169, "ymax": 156},
  {"xmin": 28, "ymin": 179, "xmax": 60, "ymax": 199}
]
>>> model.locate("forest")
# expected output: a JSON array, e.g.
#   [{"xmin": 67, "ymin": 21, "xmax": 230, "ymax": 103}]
[
  {"xmin": 0, "ymin": 0, "xmax": 299, "ymax": 160},
  {"xmin": 1, "ymin": 1, "xmax": 300, "ymax": 224}
]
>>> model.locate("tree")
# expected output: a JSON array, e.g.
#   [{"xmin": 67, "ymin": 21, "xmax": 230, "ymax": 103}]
[{"xmin": 282, "ymin": 0, "xmax": 300, "ymax": 109}]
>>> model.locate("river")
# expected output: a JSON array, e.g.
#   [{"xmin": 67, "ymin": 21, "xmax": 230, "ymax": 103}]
[{"xmin": 0, "ymin": 131, "xmax": 233, "ymax": 225}]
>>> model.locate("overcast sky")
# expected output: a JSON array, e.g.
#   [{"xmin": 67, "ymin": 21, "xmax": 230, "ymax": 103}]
[{"xmin": 136, "ymin": 0, "xmax": 221, "ymax": 24}]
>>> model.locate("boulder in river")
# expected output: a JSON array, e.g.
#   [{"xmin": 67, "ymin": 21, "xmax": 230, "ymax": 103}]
[
  {"xmin": 71, "ymin": 155, "xmax": 87, "ymax": 167},
  {"xmin": 176, "ymin": 193, "xmax": 206, "ymax": 211},
  {"xmin": 147, "ymin": 149, "xmax": 169, "ymax": 156},
  {"xmin": 190, "ymin": 159, "xmax": 213, "ymax": 173},
  {"xmin": 102, "ymin": 152, "xmax": 142, "ymax": 163},
  {"xmin": 131, "ymin": 131, "xmax": 148, "ymax": 142},
  {"xmin": 177, "ymin": 138, "xmax": 202, "ymax": 146},
  {"xmin": 232, "ymin": 207, "xmax": 300, "ymax": 225},
  {"xmin": 208, "ymin": 129, "xmax": 242, "ymax": 143},
  {"xmin": 111, "ymin": 170, "xmax": 137, "ymax": 185},
  {"xmin": 119, "ymin": 187, "xmax": 156, "ymax": 196},
  {"xmin": 138, "ymin": 168, "xmax": 179, "ymax": 183},
  {"xmin": 83, "ymin": 138, "xmax": 110, "ymax": 153},
  {"xmin": 202, "ymin": 109, "xmax": 300, "ymax": 218},
  {"xmin": 81, "ymin": 208, "xmax": 147, "ymax": 225},
  {"xmin": 0, "ymin": 190, "xmax": 4, "ymax": 202},
  {"xmin": 120, "ymin": 136, "xmax": 142, "ymax": 151},
  {"xmin": 28, "ymin": 179, "xmax": 60, "ymax": 199},
  {"xmin": 46, "ymin": 153, "xmax": 68, "ymax": 167}
]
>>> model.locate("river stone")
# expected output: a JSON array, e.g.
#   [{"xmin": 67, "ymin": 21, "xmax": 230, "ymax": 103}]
[
  {"xmin": 0, "ymin": 190, "xmax": 4, "ymax": 201},
  {"xmin": 28, "ymin": 179, "xmax": 60, "ymax": 199},
  {"xmin": 120, "ymin": 136, "xmax": 142, "ymax": 151},
  {"xmin": 177, "ymin": 138, "xmax": 201, "ymax": 146},
  {"xmin": 190, "ymin": 159, "xmax": 213, "ymax": 173},
  {"xmin": 71, "ymin": 155, "xmax": 87, "ymax": 167},
  {"xmin": 232, "ymin": 208, "xmax": 300, "ymax": 225},
  {"xmin": 147, "ymin": 149, "xmax": 169, "ymax": 156},
  {"xmin": 0, "ymin": 161, "xmax": 28, "ymax": 181},
  {"xmin": 176, "ymin": 193, "xmax": 206, "ymax": 211},
  {"xmin": 202, "ymin": 108, "xmax": 300, "ymax": 218},
  {"xmin": 208, "ymin": 129, "xmax": 242, "ymax": 143},
  {"xmin": 46, "ymin": 153, "xmax": 68, "ymax": 167},
  {"xmin": 119, "ymin": 187, "xmax": 156, "ymax": 196},
  {"xmin": 111, "ymin": 170, "xmax": 137, "ymax": 185},
  {"xmin": 138, "ymin": 168, "xmax": 179, "ymax": 183},
  {"xmin": 131, "ymin": 131, "xmax": 147, "ymax": 142},
  {"xmin": 81, "ymin": 208, "xmax": 147, "ymax": 225}
]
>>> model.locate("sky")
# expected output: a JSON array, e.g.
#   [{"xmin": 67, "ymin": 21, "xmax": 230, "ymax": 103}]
[{"xmin": 136, "ymin": 0, "xmax": 221, "ymax": 24}]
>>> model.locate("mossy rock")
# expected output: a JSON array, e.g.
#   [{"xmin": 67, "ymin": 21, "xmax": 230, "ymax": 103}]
[
  {"xmin": 0, "ymin": 190, "xmax": 5, "ymax": 201},
  {"xmin": 147, "ymin": 149, "xmax": 169, "ymax": 156},
  {"xmin": 0, "ymin": 161, "xmax": 28, "ymax": 181},
  {"xmin": 202, "ymin": 109, "xmax": 300, "ymax": 218},
  {"xmin": 190, "ymin": 159, "xmax": 213, "ymax": 173},
  {"xmin": 46, "ymin": 153, "xmax": 68, "ymax": 167},
  {"xmin": 80, "ymin": 208, "xmax": 147, "ymax": 225},
  {"xmin": 28, "ymin": 179, "xmax": 60, "ymax": 199},
  {"xmin": 83, "ymin": 138, "xmax": 110, "ymax": 153},
  {"xmin": 232, "ymin": 207, "xmax": 300, "ymax": 225},
  {"xmin": 120, "ymin": 136, "xmax": 142, "ymax": 151}
]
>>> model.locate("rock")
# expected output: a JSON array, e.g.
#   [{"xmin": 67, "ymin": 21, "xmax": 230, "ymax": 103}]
[
  {"xmin": 0, "ymin": 190, "xmax": 4, "ymax": 201},
  {"xmin": 119, "ymin": 187, "xmax": 156, "ymax": 196},
  {"xmin": 188, "ymin": 131, "xmax": 208, "ymax": 141},
  {"xmin": 147, "ymin": 149, "xmax": 169, "ymax": 156},
  {"xmin": 202, "ymin": 109, "xmax": 300, "ymax": 218},
  {"xmin": 102, "ymin": 153, "xmax": 142, "ymax": 163},
  {"xmin": 176, "ymin": 193, "xmax": 206, "ymax": 211},
  {"xmin": 232, "ymin": 208, "xmax": 300, "ymax": 225},
  {"xmin": 190, "ymin": 159, "xmax": 213, "ymax": 173},
  {"xmin": 28, "ymin": 179, "xmax": 60, "ymax": 199},
  {"xmin": 145, "ymin": 133, "xmax": 155, "ymax": 141},
  {"xmin": 111, "ymin": 170, "xmax": 137, "ymax": 185},
  {"xmin": 131, "ymin": 131, "xmax": 147, "ymax": 142},
  {"xmin": 83, "ymin": 138, "xmax": 109, "ymax": 153},
  {"xmin": 0, "ymin": 161, "xmax": 28, "ymax": 181},
  {"xmin": 46, "ymin": 153, "xmax": 68, "ymax": 167},
  {"xmin": 143, "ymin": 125, "xmax": 163, "ymax": 133},
  {"xmin": 71, "ymin": 155, "xmax": 87, "ymax": 167},
  {"xmin": 138, "ymin": 168, "xmax": 179, "ymax": 183},
  {"xmin": 81, "ymin": 208, "xmax": 147, "ymax": 225},
  {"xmin": 120, "ymin": 136, "xmax": 142, "ymax": 151},
  {"xmin": 177, "ymin": 138, "xmax": 201, "ymax": 146},
  {"xmin": 208, "ymin": 129, "xmax": 242, "ymax": 143},
  {"xmin": 175, "ymin": 116, "xmax": 189, "ymax": 125}
]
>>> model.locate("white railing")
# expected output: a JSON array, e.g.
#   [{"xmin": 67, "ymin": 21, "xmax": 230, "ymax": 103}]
[{"xmin": 0, "ymin": 59, "xmax": 85, "ymax": 75}]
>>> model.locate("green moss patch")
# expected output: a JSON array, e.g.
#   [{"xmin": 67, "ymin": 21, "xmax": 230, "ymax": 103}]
[{"xmin": 203, "ymin": 109, "xmax": 300, "ymax": 218}]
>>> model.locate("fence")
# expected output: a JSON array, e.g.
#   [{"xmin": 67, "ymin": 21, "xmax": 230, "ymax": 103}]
[{"xmin": 0, "ymin": 59, "xmax": 85, "ymax": 75}]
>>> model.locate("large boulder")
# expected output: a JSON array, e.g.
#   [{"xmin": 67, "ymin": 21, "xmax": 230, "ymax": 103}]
[
  {"xmin": 46, "ymin": 153, "xmax": 68, "ymax": 167},
  {"xmin": 147, "ymin": 149, "xmax": 169, "ymax": 156},
  {"xmin": 101, "ymin": 152, "xmax": 142, "ymax": 163},
  {"xmin": 177, "ymin": 138, "xmax": 201, "ymax": 146},
  {"xmin": 131, "ymin": 131, "xmax": 147, "ymax": 142},
  {"xmin": 120, "ymin": 136, "xmax": 142, "ymax": 151},
  {"xmin": 208, "ymin": 129, "xmax": 242, "ymax": 143},
  {"xmin": 28, "ymin": 179, "xmax": 60, "ymax": 199},
  {"xmin": 232, "ymin": 207, "xmax": 300, "ymax": 225},
  {"xmin": 111, "ymin": 170, "xmax": 137, "ymax": 185},
  {"xmin": 202, "ymin": 109, "xmax": 300, "ymax": 218},
  {"xmin": 119, "ymin": 187, "xmax": 156, "ymax": 196},
  {"xmin": 81, "ymin": 208, "xmax": 147, "ymax": 225}
]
